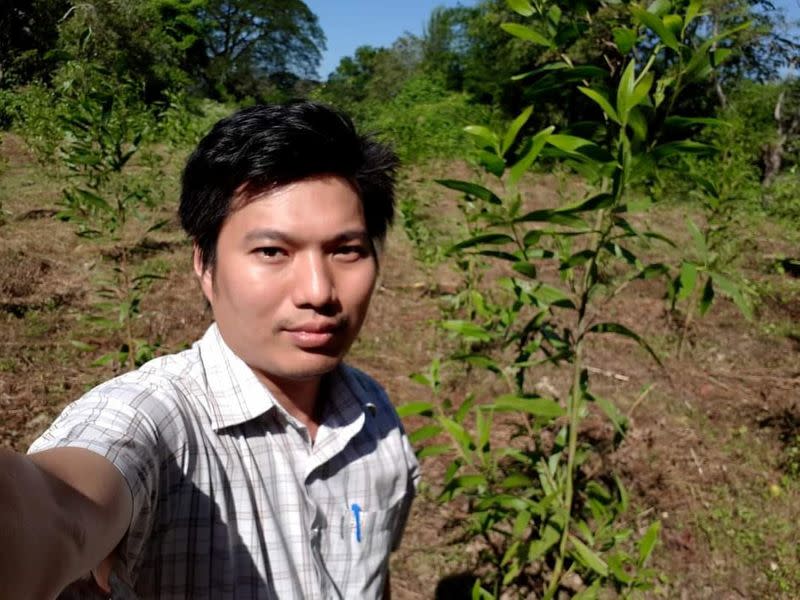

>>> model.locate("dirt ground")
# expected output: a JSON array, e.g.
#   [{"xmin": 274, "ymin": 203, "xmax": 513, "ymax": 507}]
[{"xmin": 1, "ymin": 133, "xmax": 799, "ymax": 598}]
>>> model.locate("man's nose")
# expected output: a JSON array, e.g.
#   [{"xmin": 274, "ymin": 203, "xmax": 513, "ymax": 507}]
[{"xmin": 293, "ymin": 251, "xmax": 336, "ymax": 308}]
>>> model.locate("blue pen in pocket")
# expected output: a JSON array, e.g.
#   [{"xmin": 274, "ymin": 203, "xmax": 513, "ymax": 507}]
[{"xmin": 351, "ymin": 503, "xmax": 362, "ymax": 543}]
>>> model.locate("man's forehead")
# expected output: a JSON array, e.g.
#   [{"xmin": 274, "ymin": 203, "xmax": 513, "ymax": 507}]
[
  {"xmin": 242, "ymin": 228, "xmax": 370, "ymax": 244},
  {"xmin": 231, "ymin": 175, "xmax": 360, "ymax": 211}
]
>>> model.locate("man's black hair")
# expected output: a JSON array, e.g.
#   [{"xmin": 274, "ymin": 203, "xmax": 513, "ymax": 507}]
[{"xmin": 179, "ymin": 100, "xmax": 398, "ymax": 271}]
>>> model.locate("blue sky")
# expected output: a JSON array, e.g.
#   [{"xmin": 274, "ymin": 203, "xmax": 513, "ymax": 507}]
[
  {"xmin": 306, "ymin": 0, "xmax": 800, "ymax": 79},
  {"xmin": 306, "ymin": 0, "xmax": 478, "ymax": 77}
]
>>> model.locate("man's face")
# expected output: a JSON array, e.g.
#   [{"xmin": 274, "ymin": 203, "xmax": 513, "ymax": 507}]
[{"xmin": 195, "ymin": 175, "xmax": 378, "ymax": 385}]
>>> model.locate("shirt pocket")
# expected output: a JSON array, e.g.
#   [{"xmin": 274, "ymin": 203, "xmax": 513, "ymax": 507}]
[{"xmin": 337, "ymin": 497, "xmax": 405, "ymax": 557}]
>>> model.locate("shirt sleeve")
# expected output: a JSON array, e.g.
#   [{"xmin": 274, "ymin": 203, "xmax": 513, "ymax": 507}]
[{"xmin": 27, "ymin": 379, "xmax": 163, "ymax": 575}]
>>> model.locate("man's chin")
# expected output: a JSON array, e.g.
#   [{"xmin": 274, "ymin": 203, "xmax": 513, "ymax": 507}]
[{"xmin": 259, "ymin": 353, "xmax": 344, "ymax": 382}]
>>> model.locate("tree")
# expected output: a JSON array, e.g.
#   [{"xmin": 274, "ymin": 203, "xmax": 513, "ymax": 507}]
[
  {"xmin": 322, "ymin": 35, "xmax": 422, "ymax": 113},
  {"xmin": 54, "ymin": 0, "xmax": 204, "ymax": 102},
  {"xmin": 0, "ymin": 0, "xmax": 71, "ymax": 87},
  {"xmin": 196, "ymin": 0, "xmax": 325, "ymax": 101}
]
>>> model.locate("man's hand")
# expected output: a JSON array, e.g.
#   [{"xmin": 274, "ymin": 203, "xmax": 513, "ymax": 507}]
[{"xmin": 0, "ymin": 447, "xmax": 132, "ymax": 600}]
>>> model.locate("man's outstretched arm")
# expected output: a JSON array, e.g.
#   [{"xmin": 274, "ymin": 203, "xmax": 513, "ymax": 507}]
[{"xmin": 0, "ymin": 447, "xmax": 132, "ymax": 600}]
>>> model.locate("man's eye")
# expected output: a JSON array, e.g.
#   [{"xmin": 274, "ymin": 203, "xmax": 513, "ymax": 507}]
[
  {"xmin": 334, "ymin": 245, "xmax": 369, "ymax": 260},
  {"xmin": 257, "ymin": 247, "xmax": 287, "ymax": 260}
]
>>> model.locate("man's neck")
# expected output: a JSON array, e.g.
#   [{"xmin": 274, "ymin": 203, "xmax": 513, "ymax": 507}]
[{"xmin": 254, "ymin": 372, "xmax": 323, "ymax": 440}]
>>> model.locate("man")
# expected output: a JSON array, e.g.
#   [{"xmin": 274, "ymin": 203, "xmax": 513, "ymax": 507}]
[{"xmin": 0, "ymin": 101, "xmax": 419, "ymax": 599}]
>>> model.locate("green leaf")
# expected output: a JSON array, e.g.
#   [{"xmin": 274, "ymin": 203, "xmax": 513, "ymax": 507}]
[
  {"xmin": 613, "ymin": 27, "xmax": 637, "ymax": 53},
  {"xmin": 442, "ymin": 320, "xmax": 492, "ymax": 342},
  {"xmin": 628, "ymin": 106, "xmax": 649, "ymax": 142},
  {"xmin": 450, "ymin": 474, "xmax": 487, "ymax": 491},
  {"xmin": 677, "ymin": 261, "xmax": 698, "ymax": 301},
  {"xmin": 710, "ymin": 273, "xmax": 752, "ymax": 319},
  {"xmin": 685, "ymin": 217, "xmax": 709, "ymax": 261},
  {"xmin": 616, "ymin": 60, "xmax": 637, "ymax": 122},
  {"xmin": 589, "ymin": 322, "xmax": 661, "ymax": 365},
  {"xmin": 471, "ymin": 580, "xmax": 494, "ymax": 600},
  {"xmin": 529, "ymin": 524, "xmax": 561, "ymax": 562},
  {"xmin": 547, "ymin": 4, "xmax": 561, "ymax": 25},
  {"xmin": 512, "ymin": 261, "xmax": 537, "ymax": 278},
  {"xmin": 570, "ymin": 534, "xmax": 609, "ymax": 577},
  {"xmin": 652, "ymin": 140, "xmax": 717, "ymax": 161},
  {"xmin": 638, "ymin": 520, "xmax": 661, "ymax": 566},
  {"xmin": 455, "ymin": 394, "xmax": 476, "ymax": 424},
  {"xmin": 699, "ymin": 276, "xmax": 715, "ymax": 316},
  {"xmin": 502, "ymin": 473, "xmax": 534, "ymax": 488},
  {"xmin": 92, "ymin": 351, "xmax": 124, "ymax": 367},
  {"xmin": 573, "ymin": 580, "xmax": 603, "ymax": 600},
  {"xmin": 664, "ymin": 116, "xmax": 728, "ymax": 129},
  {"xmin": 457, "ymin": 354, "xmax": 501, "ymax": 373},
  {"xmin": 506, "ymin": 0, "xmax": 534, "ymax": 16},
  {"xmin": 515, "ymin": 209, "xmax": 589, "ymax": 228},
  {"xmin": 464, "ymin": 125, "xmax": 500, "ymax": 151},
  {"xmin": 436, "ymin": 179, "xmax": 501, "ymax": 204},
  {"xmin": 578, "ymin": 87, "xmax": 620, "ymax": 124},
  {"xmin": 647, "ymin": 0, "xmax": 671, "ymax": 16},
  {"xmin": 684, "ymin": 0, "xmax": 702, "ymax": 33},
  {"xmin": 631, "ymin": 6, "xmax": 680, "ymax": 51},
  {"xmin": 417, "ymin": 444, "xmax": 451, "ymax": 459},
  {"xmin": 492, "ymin": 394, "xmax": 566, "ymax": 419},
  {"xmin": 396, "ymin": 402, "xmax": 436, "ymax": 418},
  {"xmin": 630, "ymin": 71, "xmax": 655, "ymax": 110},
  {"xmin": 634, "ymin": 263, "xmax": 670, "ymax": 280},
  {"xmin": 408, "ymin": 424, "xmax": 443, "ymax": 445},
  {"xmin": 526, "ymin": 283, "xmax": 576, "ymax": 308},
  {"xmin": 509, "ymin": 126, "xmax": 555, "ymax": 185},
  {"xmin": 409, "ymin": 372, "xmax": 433, "ymax": 388},
  {"xmin": 560, "ymin": 192, "xmax": 615, "ymax": 213},
  {"xmin": 545, "ymin": 134, "xmax": 592, "ymax": 152},
  {"xmin": 592, "ymin": 393, "xmax": 628, "ymax": 436},
  {"xmin": 502, "ymin": 106, "xmax": 533, "ymax": 156},
  {"xmin": 512, "ymin": 511, "xmax": 532, "ymax": 537},
  {"xmin": 146, "ymin": 219, "xmax": 170, "ymax": 234},
  {"xmin": 438, "ymin": 416, "xmax": 475, "ymax": 454},
  {"xmin": 75, "ymin": 188, "xmax": 113, "ymax": 213},
  {"xmin": 448, "ymin": 233, "xmax": 514, "ymax": 253},
  {"xmin": 478, "ymin": 150, "xmax": 506, "ymax": 177},
  {"xmin": 560, "ymin": 249, "xmax": 596, "ymax": 270},
  {"xmin": 500, "ymin": 23, "xmax": 553, "ymax": 47},
  {"xmin": 663, "ymin": 14, "xmax": 683, "ymax": 36},
  {"xmin": 477, "ymin": 249, "xmax": 519, "ymax": 262}
]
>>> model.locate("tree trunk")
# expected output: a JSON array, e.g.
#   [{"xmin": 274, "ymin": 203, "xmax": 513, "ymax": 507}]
[{"xmin": 761, "ymin": 91, "xmax": 785, "ymax": 188}]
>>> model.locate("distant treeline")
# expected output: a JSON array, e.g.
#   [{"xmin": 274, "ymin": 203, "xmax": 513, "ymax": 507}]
[{"xmin": 1, "ymin": 0, "xmax": 798, "ymax": 179}]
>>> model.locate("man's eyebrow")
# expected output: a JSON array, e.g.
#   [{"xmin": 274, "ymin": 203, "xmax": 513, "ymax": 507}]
[{"xmin": 243, "ymin": 229, "xmax": 369, "ymax": 244}]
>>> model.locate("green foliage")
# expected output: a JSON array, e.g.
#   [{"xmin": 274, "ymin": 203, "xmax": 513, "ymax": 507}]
[
  {"xmin": 319, "ymin": 36, "xmax": 424, "ymax": 112},
  {"xmin": 54, "ymin": 0, "xmax": 202, "ymax": 102},
  {"xmin": 55, "ymin": 67, "xmax": 165, "ymax": 372},
  {"xmin": 369, "ymin": 76, "xmax": 495, "ymax": 164},
  {"xmin": 0, "ymin": 83, "xmax": 66, "ymax": 162},
  {"xmin": 401, "ymin": 1, "xmax": 748, "ymax": 597}
]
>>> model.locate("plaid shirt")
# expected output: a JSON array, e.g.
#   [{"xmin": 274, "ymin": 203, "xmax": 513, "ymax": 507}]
[{"xmin": 29, "ymin": 324, "xmax": 419, "ymax": 599}]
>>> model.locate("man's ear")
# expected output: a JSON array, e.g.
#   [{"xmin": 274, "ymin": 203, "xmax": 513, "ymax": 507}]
[{"xmin": 193, "ymin": 245, "xmax": 214, "ymax": 304}]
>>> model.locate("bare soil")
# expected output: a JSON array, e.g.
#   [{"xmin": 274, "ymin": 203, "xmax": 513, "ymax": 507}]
[{"xmin": 1, "ymin": 133, "xmax": 799, "ymax": 598}]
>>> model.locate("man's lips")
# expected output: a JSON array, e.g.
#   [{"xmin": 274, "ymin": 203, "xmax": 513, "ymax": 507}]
[{"xmin": 282, "ymin": 321, "xmax": 344, "ymax": 348}]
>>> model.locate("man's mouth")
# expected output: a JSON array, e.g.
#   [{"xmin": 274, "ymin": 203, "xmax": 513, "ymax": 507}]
[{"xmin": 283, "ymin": 321, "xmax": 345, "ymax": 348}]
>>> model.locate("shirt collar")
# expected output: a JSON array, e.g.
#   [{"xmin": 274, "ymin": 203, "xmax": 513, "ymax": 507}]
[
  {"xmin": 196, "ymin": 323, "xmax": 372, "ymax": 433},
  {"xmin": 197, "ymin": 323, "xmax": 278, "ymax": 431}
]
